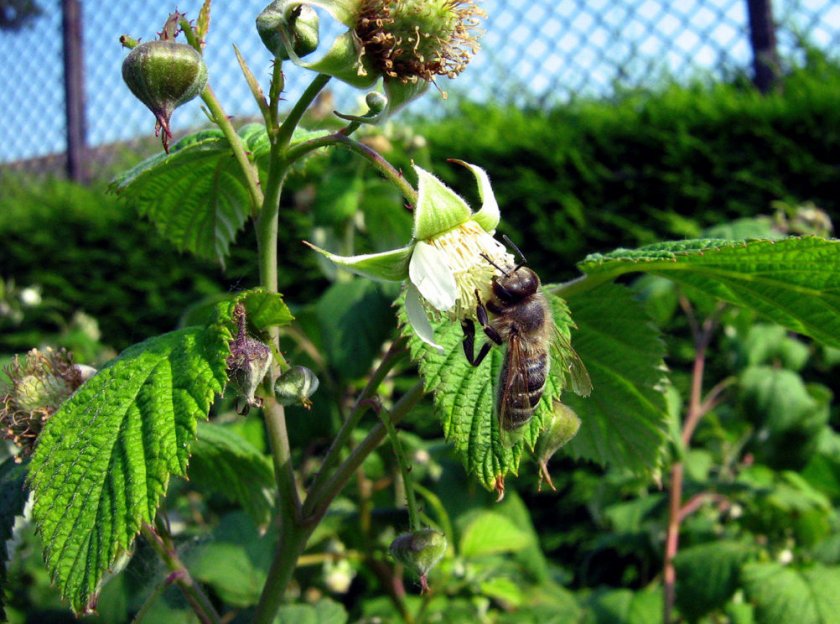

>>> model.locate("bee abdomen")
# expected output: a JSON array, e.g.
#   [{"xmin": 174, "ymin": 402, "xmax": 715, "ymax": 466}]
[{"xmin": 500, "ymin": 352, "xmax": 549, "ymax": 429}]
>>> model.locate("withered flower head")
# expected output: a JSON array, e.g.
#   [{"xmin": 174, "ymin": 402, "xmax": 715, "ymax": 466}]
[
  {"xmin": 227, "ymin": 304, "xmax": 273, "ymax": 413},
  {"xmin": 1, "ymin": 348, "xmax": 93, "ymax": 460},
  {"xmin": 355, "ymin": 0, "xmax": 485, "ymax": 84}
]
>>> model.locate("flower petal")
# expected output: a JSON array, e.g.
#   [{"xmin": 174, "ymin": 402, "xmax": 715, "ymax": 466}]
[
  {"xmin": 406, "ymin": 284, "xmax": 444, "ymax": 352},
  {"xmin": 450, "ymin": 160, "xmax": 500, "ymax": 233},
  {"xmin": 304, "ymin": 241, "xmax": 412, "ymax": 281},
  {"xmin": 412, "ymin": 166, "xmax": 472, "ymax": 241},
  {"xmin": 409, "ymin": 241, "xmax": 457, "ymax": 311}
]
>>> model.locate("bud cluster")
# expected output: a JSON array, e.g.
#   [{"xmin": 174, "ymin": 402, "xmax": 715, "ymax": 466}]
[{"xmin": 1, "ymin": 348, "xmax": 93, "ymax": 460}]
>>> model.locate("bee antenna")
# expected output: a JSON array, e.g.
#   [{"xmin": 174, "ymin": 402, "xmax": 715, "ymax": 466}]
[
  {"xmin": 502, "ymin": 235, "xmax": 528, "ymax": 269},
  {"xmin": 480, "ymin": 252, "xmax": 509, "ymax": 275}
]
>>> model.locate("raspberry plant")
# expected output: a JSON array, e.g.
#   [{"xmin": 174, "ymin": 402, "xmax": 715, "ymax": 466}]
[{"xmin": 3, "ymin": 2, "xmax": 840, "ymax": 623}]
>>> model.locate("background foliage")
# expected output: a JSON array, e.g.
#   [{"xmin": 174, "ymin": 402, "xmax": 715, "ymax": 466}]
[{"xmin": 3, "ymin": 60, "xmax": 840, "ymax": 622}]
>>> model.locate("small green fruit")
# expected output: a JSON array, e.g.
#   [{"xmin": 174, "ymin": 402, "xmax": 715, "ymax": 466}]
[
  {"xmin": 122, "ymin": 40, "xmax": 208, "ymax": 152},
  {"xmin": 389, "ymin": 528, "xmax": 447, "ymax": 592},
  {"xmin": 274, "ymin": 365, "xmax": 319, "ymax": 408},
  {"xmin": 535, "ymin": 401, "xmax": 581, "ymax": 491},
  {"xmin": 257, "ymin": 2, "xmax": 320, "ymax": 60}
]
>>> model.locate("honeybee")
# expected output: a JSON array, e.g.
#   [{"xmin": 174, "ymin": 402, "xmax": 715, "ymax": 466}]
[{"xmin": 461, "ymin": 241, "xmax": 591, "ymax": 437}]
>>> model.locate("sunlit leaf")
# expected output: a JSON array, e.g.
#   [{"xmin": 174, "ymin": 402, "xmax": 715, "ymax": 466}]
[{"xmin": 28, "ymin": 305, "xmax": 234, "ymax": 613}]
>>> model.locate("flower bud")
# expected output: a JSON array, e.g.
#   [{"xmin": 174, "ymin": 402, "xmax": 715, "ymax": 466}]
[
  {"xmin": 122, "ymin": 40, "xmax": 208, "ymax": 152},
  {"xmin": 389, "ymin": 528, "xmax": 447, "ymax": 592},
  {"xmin": 257, "ymin": 1, "xmax": 320, "ymax": 60},
  {"xmin": 365, "ymin": 92, "xmax": 388, "ymax": 115},
  {"xmin": 1, "ymin": 348, "xmax": 92, "ymax": 460},
  {"xmin": 535, "ymin": 401, "xmax": 581, "ymax": 491},
  {"xmin": 227, "ymin": 305, "xmax": 272, "ymax": 413},
  {"xmin": 274, "ymin": 365, "xmax": 320, "ymax": 408}
]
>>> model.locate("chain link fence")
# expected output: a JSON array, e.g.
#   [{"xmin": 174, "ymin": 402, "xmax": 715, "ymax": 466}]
[{"xmin": 0, "ymin": 0, "xmax": 838, "ymax": 176}]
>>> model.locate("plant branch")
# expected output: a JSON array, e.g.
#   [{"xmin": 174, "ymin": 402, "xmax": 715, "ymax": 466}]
[
  {"xmin": 309, "ymin": 337, "xmax": 409, "ymax": 496},
  {"xmin": 141, "ymin": 523, "xmax": 221, "ymax": 624},
  {"xmin": 378, "ymin": 402, "xmax": 422, "ymax": 530},
  {"xmin": 200, "ymin": 85, "xmax": 264, "ymax": 215},
  {"xmin": 304, "ymin": 381, "xmax": 425, "ymax": 522},
  {"xmin": 663, "ymin": 304, "xmax": 722, "ymax": 624},
  {"xmin": 276, "ymin": 73, "xmax": 331, "ymax": 147},
  {"xmin": 286, "ymin": 133, "xmax": 418, "ymax": 205}
]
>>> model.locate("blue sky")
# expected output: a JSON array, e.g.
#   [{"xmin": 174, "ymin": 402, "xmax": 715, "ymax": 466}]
[{"xmin": 0, "ymin": 0, "xmax": 837, "ymax": 163}]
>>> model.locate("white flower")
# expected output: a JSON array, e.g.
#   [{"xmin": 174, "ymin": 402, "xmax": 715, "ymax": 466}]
[{"xmin": 306, "ymin": 161, "xmax": 513, "ymax": 350}]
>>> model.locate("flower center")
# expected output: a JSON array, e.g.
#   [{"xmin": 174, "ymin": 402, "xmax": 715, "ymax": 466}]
[
  {"xmin": 428, "ymin": 220, "xmax": 513, "ymax": 320},
  {"xmin": 355, "ymin": 0, "xmax": 485, "ymax": 83}
]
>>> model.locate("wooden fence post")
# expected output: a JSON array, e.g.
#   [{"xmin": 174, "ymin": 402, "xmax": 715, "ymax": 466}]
[
  {"xmin": 62, "ymin": 0, "xmax": 88, "ymax": 182},
  {"xmin": 746, "ymin": 0, "xmax": 780, "ymax": 93}
]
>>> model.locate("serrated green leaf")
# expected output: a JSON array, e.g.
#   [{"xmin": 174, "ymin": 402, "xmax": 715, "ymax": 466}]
[
  {"xmin": 316, "ymin": 280, "xmax": 395, "ymax": 379},
  {"xmin": 239, "ymin": 289, "xmax": 295, "ymax": 332},
  {"xmin": 111, "ymin": 125, "xmax": 270, "ymax": 265},
  {"xmin": 188, "ymin": 511, "xmax": 273, "ymax": 608},
  {"xmin": 188, "ymin": 423, "xmax": 274, "ymax": 526},
  {"xmin": 28, "ymin": 313, "xmax": 232, "ymax": 614},
  {"xmin": 459, "ymin": 511, "xmax": 533, "ymax": 559},
  {"xmin": 274, "ymin": 597, "xmax": 349, "ymax": 624},
  {"xmin": 578, "ymin": 237, "xmax": 840, "ymax": 348},
  {"xmin": 562, "ymin": 283, "xmax": 668, "ymax": 474},
  {"xmin": 674, "ymin": 540, "xmax": 754, "ymax": 620},
  {"xmin": 584, "ymin": 588, "xmax": 663, "ymax": 624},
  {"xmin": 1, "ymin": 458, "xmax": 29, "ymax": 621},
  {"xmin": 399, "ymin": 292, "xmax": 574, "ymax": 491},
  {"xmin": 742, "ymin": 563, "xmax": 840, "ymax": 624}
]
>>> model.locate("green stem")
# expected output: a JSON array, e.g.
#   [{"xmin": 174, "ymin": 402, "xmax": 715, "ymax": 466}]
[
  {"xmin": 141, "ymin": 524, "xmax": 221, "ymax": 624},
  {"xmin": 276, "ymin": 73, "xmax": 331, "ymax": 147},
  {"xmin": 287, "ymin": 133, "xmax": 418, "ymax": 205},
  {"xmin": 379, "ymin": 404, "xmax": 421, "ymax": 530},
  {"xmin": 311, "ymin": 337, "xmax": 409, "ymax": 492},
  {"xmin": 200, "ymin": 85, "xmax": 264, "ymax": 215},
  {"xmin": 268, "ymin": 60, "xmax": 285, "ymax": 129},
  {"xmin": 304, "ymin": 381, "xmax": 425, "ymax": 522}
]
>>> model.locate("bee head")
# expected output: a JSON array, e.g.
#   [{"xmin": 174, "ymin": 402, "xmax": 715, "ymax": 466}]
[{"xmin": 493, "ymin": 266, "xmax": 540, "ymax": 302}]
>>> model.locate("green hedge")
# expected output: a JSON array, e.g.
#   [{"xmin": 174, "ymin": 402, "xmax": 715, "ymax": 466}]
[
  {"xmin": 3, "ymin": 62, "xmax": 839, "ymax": 348},
  {"xmin": 421, "ymin": 62, "xmax": 840, "ymax": 277}
]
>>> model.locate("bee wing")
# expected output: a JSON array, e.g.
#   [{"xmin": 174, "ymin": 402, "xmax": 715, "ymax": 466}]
[
  {"xmin": 498, "ymin": 334, "xmax": 533, "ymax": 431},
  {"xmin": 551, "ymin": 325, "xmax": 593, "ymax": 397}
]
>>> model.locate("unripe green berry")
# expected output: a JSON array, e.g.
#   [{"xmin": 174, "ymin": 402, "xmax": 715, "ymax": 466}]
[
  {"xmin": 535, "ymin": 401, "xmax": 581, "ymax": 491},
  {"xmin": 389, "ymin": 528, "xmax": 447, "ymax": 592},
  {"xmin": 257, "ymin": 2, "xmax": 320, "ymax": 60},
  {"xmin": 122, "ymin": 40, "xmax": 208, "ymax": 152},
  {"xmin": 274, "ymin": 365, "xmax": 320, "ymax": 408}
]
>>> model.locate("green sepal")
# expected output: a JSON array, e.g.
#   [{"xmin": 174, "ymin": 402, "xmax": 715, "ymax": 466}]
[
  {"xmin": 304, "ymin": 241, "xmax": 412, "ymax": 281},
  {"xmin": 384, "ymin": 78, "xmax": 429, "ymax": 115},
  {"xmin": 452, "ymin": 161, "xmax": 500, "ymax": 233},
  {"xmin": 412, "ymin": 166, "xmax": 472, "ymax": 241}
]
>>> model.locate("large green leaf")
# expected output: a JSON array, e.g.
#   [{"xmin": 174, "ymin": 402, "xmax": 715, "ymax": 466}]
[
  {"xmin": 742, "ymin": 563, "xmax": 840, "ymax": 624},
  {"xmin": 674, "ymin": 540, "xmax": 755, "ymax": 620},
  {"xmin": 28, "ymin": 309, "xmax": 233, "ymax": 614},
  {"xmin": 317, "ymin": 280, "xmax": 395, "ymax": 379},
  {"xmin": 563, "ymin": 283, "xmax": 668, "ymax": 474},
  {"xmin": 583, "ymin": 587, "xmax": 663, "ymax": 624},
  {"xmin": 188, "ymin": 422, "xmax": 274, "ymax": 527},
  {"xmin": 459, "ymin": 511, "xmax": 533, "ymax": 559},
  {"xmin": 1, "ymin": 458, "xmax": 29, "ymax": 621},
  {"xmin": 187, "ymin": 511, "xmax": 273, "ymax": 608},
  {"xmin": 400, "ymin": 292, "xmax": 573, "ymax": 491},
  {"xmin": 576, "ymin": 237, "xmax": 840, "ymax": 348},
  {"xmin": 274, "ymin": 597, "xmax": 348, "ymax": 624},
  {"xmin": 111, "ymin": 125, "xmax": 270, "ymax": 265}
]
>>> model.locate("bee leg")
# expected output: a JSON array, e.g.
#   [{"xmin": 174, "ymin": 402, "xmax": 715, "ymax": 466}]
[
  {"xmin": 475, "ymin": 293, "xmax": 503, "ymax": 346},
  {"xmin": 462, "ymin": 319, "xmax": 493, "ymax": 367}
]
